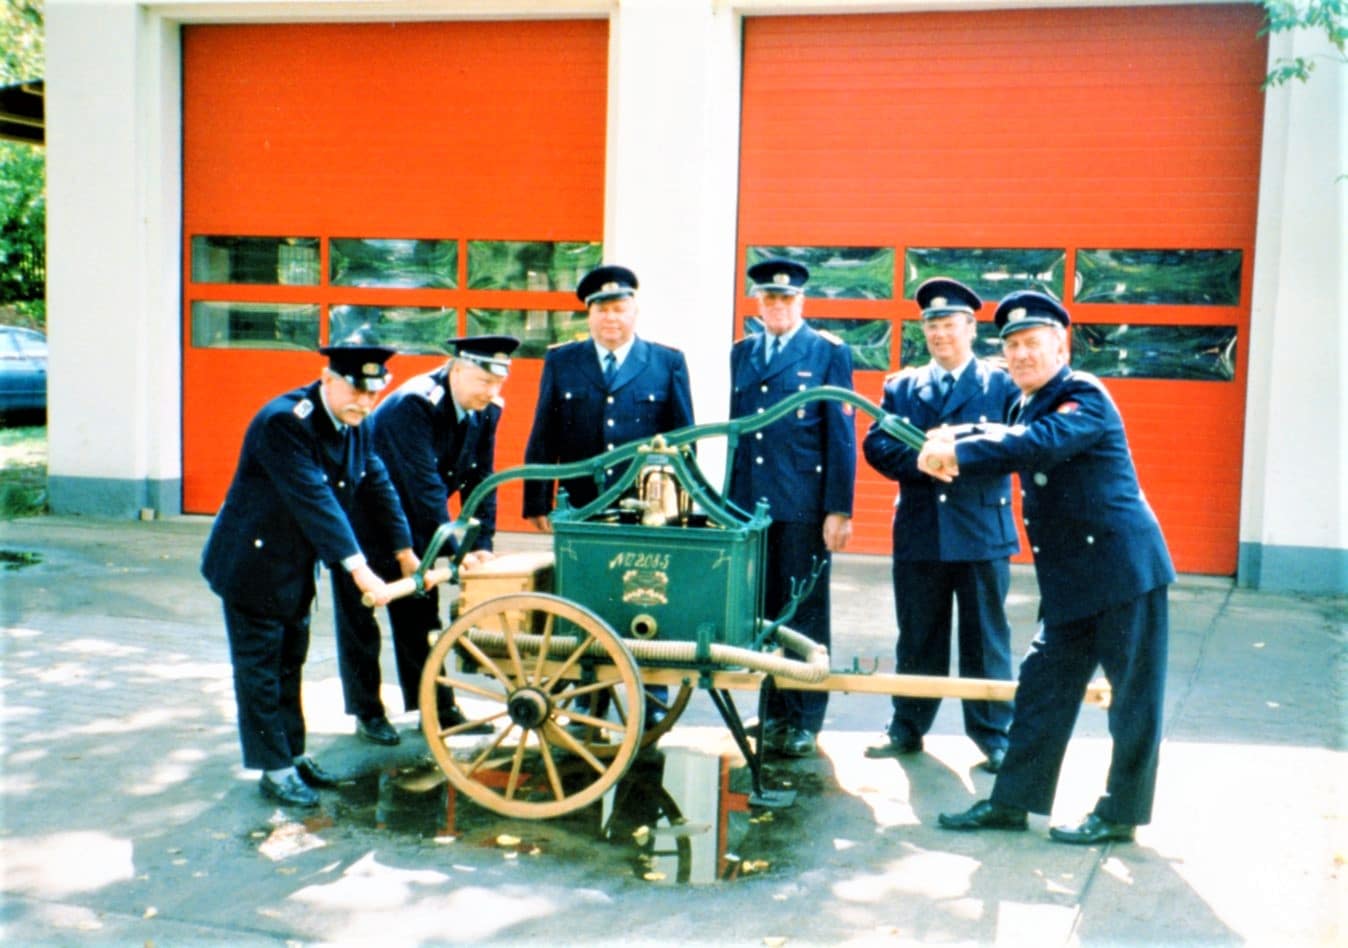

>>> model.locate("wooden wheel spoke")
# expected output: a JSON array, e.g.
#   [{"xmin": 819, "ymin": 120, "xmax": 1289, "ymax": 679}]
[
  {"xmin": 561, "ymin": 708, "xmax": 627, "ymax": 738},
  {"xmin": 439, "ymin": 709, "xmax": 503, "ymax": 739},
  {"xmin": 454, "ymin": 631, "xmax": 515, "ymax": 691},
  {"xmin": 464, "ymin": 726, "xmax": 516, "ymax": 775},
  {"xmin": 536, "ymin": 730, "xmax": 566, "ymax": 800},
  {"xmin": 552, "ymin": 678, "xmax": 613, "ymax": 703},
  {"xmin": 530, "ymin": 611, "xmax": 556, "ymax": 686},
  {"xmin": 545, "ymin": 633, "xmax": 598, "ymax": 689},
  {"xmin": 447, "ymin": 677, "xmax": 509, "ymax": 704},
  {"xmin": 498, "ymin": 611, "xmax": 527, "ymax": 683},
  {"xmin": 504, "ymin": 736, "xmax": 530, "ymax": 799},
  {"xmin": 544, "ymin": 722, "xmax": 608, "ymax": 775}
]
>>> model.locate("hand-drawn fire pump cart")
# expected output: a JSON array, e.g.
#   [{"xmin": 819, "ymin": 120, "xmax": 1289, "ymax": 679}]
[{"xmin": 373, "ymin": 387, "xmax": 1109, "ymax": 821}]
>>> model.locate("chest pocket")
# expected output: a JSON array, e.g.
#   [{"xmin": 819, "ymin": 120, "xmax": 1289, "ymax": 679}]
[{"xmin": 629, "ymin": 387, "xmax": 669, "ymax": 428}]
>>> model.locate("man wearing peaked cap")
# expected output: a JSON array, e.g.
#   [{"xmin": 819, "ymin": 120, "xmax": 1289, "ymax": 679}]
[
  {"xmin": 523, "ymin": 264, "xmax": 693, "ymax": 527},
  {"xmin": 336, "ymin": 334, "xmax": 522, "ymax": 744},
  {"xmin": 201, "ymin": 344, "xmax": 415, "ymax": 807},
  {"xmin": 862, "ymin": 277, "xmax": 1019, "ymax": 772},
  {"xmin": 729, "ymin": 254, "xmax": 856, "ymax": 759},
  {"xmin": 920, "ymin": 290, "xmax": 1174, "ymax": 846}
]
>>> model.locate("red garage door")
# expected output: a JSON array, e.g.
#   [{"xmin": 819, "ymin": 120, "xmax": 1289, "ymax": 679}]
[
  {"xmin": 737, "ymin": 4, "xmax": 1266, "ymax": 574},
  {"xmin": 181, "ymin": 20, "xmax": 609, "ymax": 530}
]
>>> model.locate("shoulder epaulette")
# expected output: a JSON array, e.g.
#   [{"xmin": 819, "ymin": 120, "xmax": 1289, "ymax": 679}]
[
  {"xmin": 293, "ymin": 398, "xmax": 313, "ymax": 419},
  {"xmin": 818, "ymin": 329, "xmax": 844, "ymax": 346},
  {"xmin": 491, "ymin": 395, "xmax": 506, "ymax": 409}
]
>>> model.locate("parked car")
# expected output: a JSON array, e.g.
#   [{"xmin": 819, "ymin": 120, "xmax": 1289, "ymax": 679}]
[{"xmin": 0, "ymin": 326, "xmax": 48, "ymax": 424}]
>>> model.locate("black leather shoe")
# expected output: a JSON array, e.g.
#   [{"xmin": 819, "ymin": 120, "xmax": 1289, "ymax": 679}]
[
  {"xmin": 439, "ymin": 706, "xmax": 493, "ymax": 735},
  {"xmin": 746, "ymin": 719, "xmax": 787, "ymax": 751},
  {"xmin": 293, "ymin": 755, "xmax": 339, "ymax": 788},
  {"xmin": 356, "ymin": 715, "xmax": 401, "ymax": 746},
  {"xmin": 1049, "ymin": 813, "xmax": 1135, "ymax": 845},
  {"xmin": 864, "ymin": 736, "xmax": 923, "ymax": 759},
  {"xmin": 938, "ymin": 799, "xmax": 1028, "ymax": 832},
  {"xmin": 777, "ymin": 727, "xmax": 818, "ymax": 758},
  {"xmin": 259, "ymin": 772, "xmax": 319, "ymax": 808},
  {"xmin": 979, "ymin": 747, "xmax": 1007, "ymax": 774}
]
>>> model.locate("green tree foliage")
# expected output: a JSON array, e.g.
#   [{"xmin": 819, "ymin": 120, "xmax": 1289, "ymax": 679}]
[
  {"xmin": 0, "ymin": 0, "xmax": 45, "ymax": 328},
  {"xmin": 1261, "ymin": 0, "xmax": 1348, "ymax": 88}
]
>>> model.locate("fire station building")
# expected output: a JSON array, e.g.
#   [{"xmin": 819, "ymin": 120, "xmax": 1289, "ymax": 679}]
[{"xmin": 43, "ymin": 0, "xmax": 1346, "ymax": 594}]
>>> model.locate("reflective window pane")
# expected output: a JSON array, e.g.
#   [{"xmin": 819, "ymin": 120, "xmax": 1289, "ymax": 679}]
[
  {"xmin": 329, "ymin": 305, "xmax": 456, "ymax": 355},
  {"xmin": 903, "ymin": 248, "xmax": 1066, "ymax": 302},
  {"xmin": 190, "ymin": 301, "xmax": 320, "ymax": 350},
  {"xmin": 1072, "ymin": 324, "xmax": 1236, "ymax": 381},
  {"xmin": 900, "ymin": 320, "xmax": 1004, "ymax": 368},
  {"xmin": 742, "ymin": 316, "xmax": 892, "ymax": 372},
  {"xmin": 330, "ymin": 239, "xmax": 458, "ymax": 289},
  {"xmin": 468, "ymin": 308, "xmax": 589, "ymax": 359},
  {"xmin": 1074, "ymin": 249, "xmax": 1242, "ymax": 305},
  {"xmin": 191, "ymin": 236, "xmax": 320, "ymax": 285},
  {"xmin": 467, "ymin": 241, "xmax": 603, "ymax": 291},
  {"xmin": 747, "ymin": 246, "xmax": 894, "ymax": 299}
]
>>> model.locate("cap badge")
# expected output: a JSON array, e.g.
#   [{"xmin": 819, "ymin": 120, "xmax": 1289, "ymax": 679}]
[
  {"xmin": 601, "ymin": 281, "xmax": 619, "ymax": 294},
  {"xmin": 772, "ymin": 272, "xmax": 790, "ymax": 286},
  {"xmin": 1007, "ymin": 308, "xmax": 1027, "ymax": 322},
  {"xmin": 361, "ymin": 362, "xmax": 381, "ymax": 377},
  {"xmin": 931, "ymin": 296, "xmax": 947, "ymax": 308}
]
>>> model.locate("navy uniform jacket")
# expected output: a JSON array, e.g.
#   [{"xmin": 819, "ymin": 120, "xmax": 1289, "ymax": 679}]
[
  {"xmin": 363, "ymin": 367, "xmax": 500, "ymax": 554},
  {"xmin": 523, "ymin": 337, "xmax": 694, "ymax": 517},
  {"xmin": 955, "ymin": 366, "xmax": 1174, "ymax": 623},
  {"xmin": 728, "ymin": 325, "xmax": 856, "ymax": 523},
  {"xmin": 864, "ymin": 360, "xmax": 1020, "ymax": 562},
  {"xmin": 201, "ymin": 380, "xmax": 412, "ymax": 616}
]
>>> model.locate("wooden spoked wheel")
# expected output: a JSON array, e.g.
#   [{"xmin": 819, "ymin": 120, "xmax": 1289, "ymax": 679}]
[
  {"xmin": 578, "ymin": 678, "xmax": 693, "ymax": 760},
  {"xmin": 418, "ymin": 592, "xmax": 645, "ymax": 819}
]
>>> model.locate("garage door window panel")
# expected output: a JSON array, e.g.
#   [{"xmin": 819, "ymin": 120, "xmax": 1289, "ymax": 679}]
[
  {"xmin": 467, "ymin": 240, "xmax": 602, "ymax": 291},
  {"xmin": 190, "ymin": 301, "xmax": 320, "ymax": 350},
  {"xmin": 330, "ymin": 304, "xmax": 455, "ymax": 354},
  {"xmin": 903, "ymin": 248, "xmax": 1066, "ymax": 302},
  {"xmin": 1071, "ymin": 324, "xmax": 1237, "ymax": 381},
  {"xmin": 191, "ymin": 236, "xmax": 320, "ymax": 286},
  {"xmin": 1074, "ymin": 249, "xmax": 1242, "ymax": 305},
  {"xmin": 746, "ymin": 246, "xmax": 894, "ymax": 299},
  {"xmin": 330, "ymin": 238, "xmax": 458, "ymax": 289},
  {"xmin": 468, "ymin": 308, "xmax": 588, "ymax": 359}
]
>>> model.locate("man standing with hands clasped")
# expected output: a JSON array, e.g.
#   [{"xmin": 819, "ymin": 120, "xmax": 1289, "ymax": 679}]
[
  {"xmin": 729, "ymin": 256, "xmax": 856, "ymax": 759},
  {"xmin": 921, "ymin": 290, "xmax": 1174, "ymax": 845},
  {"xmin": 862, "ymin": 277, "xmax": 1019, "ymax": 773}
]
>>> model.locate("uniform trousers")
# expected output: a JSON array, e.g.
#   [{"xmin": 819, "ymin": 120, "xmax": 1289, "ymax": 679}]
[
  {"xmin": 991, "ymin": 584, "xmax": 1169, "ymax": 825},
  {"xmin": 761, "ymin": 520, "xmax": 832, "ymax": 733},
  {"xmin": 889, "ymin": 557, "xmax": 1013, "ymax": 754},
  {"xmin": 222, "ymin": 599, "xmax": 311, "ymax": 771}
]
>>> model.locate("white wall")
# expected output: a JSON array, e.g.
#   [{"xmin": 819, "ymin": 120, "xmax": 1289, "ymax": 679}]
[{"xmin": 1242, "ymin": 23, "xmax": 1348, "ymax": 591}]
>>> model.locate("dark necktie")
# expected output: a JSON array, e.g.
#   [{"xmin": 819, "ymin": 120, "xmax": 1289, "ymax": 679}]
[
  {"xmin": 764, "ymin": 336, "xmax": 780, "ymax": 367},
  {"xmin": 603, "ymin": 351, "xmax": 617, "ymax": 388}
]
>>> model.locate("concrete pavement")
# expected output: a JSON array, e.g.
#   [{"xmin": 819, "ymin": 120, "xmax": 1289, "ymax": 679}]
[{"xmin": 0, "ymin": 515, "xmax": 1344, "ymax": 946}]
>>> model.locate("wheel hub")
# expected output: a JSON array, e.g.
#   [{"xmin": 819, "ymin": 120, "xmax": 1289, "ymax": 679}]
[{"xmin": 506, "ymin": 687, "xmax": 552, "ymax": 730}]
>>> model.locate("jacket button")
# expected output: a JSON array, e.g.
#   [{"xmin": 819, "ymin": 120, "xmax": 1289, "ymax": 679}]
[
  {"xmin": 1032, "ymin": 546, "xmax": 1040, "ymax": 554},
  {"xmin": 606, "ymin": 396, "xmax": 614, "ymax": 404},
  {"xmin": 337, "ymin": 480, "xmax": 346, "ymax": 488},
  {"xmin": 999, "ymin": 497, "xmax": 1007, "ymax": 505},
  {"xmin": 757, "ymin": 407, "xmax": 765, "ymax": 414},
  {"xmin": 607, "ymin": 443, "xmax": 615, "ymax": 450},
  {"xmin": 938, "ymin": 494, "xmax": 947, "ymax": 503},
  {"xmin": 1086, "ymin": 535, "xmax": 1095, "ymax": 544},
  {"xmin": 1024, "ymin": 518, "xmax": 1030, "ymax": 526},
  {"xmin": 607, "ymin": 419, "xmax": 615, "ymax": 427},
  {"xmin": 755, "ymin": 432, "xmax": 762, "ymax": 440},
  {"xmin": 756, "ymin": 457, "xmax": 764, "ymax": 464},
  {"xmin": 253, "ymin": 539, "xmax": 263, "ymax": 548}
]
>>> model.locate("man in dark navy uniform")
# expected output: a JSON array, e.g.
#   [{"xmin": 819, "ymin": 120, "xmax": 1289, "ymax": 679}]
[
  {"xmin": 202, "ymin": 345, "xmax": 416, "ymax": 807},
  {"xmin": 729, "ymin": 257, "xmax": 856, "ymax": 758},
  {"xmin": 335, "ymin": 336, "xmax": 520, "ymax": 745},
  {"xmin": 523, "ymin": 264, "xmax": 694, "ymax": 527},
  {"xmin": 862, "ymin": 278, "xmax": 1020, "ymax": 772},
  {"xmin": 923, "ymin": 291, "xmax": 1174, "ymax": 845}
]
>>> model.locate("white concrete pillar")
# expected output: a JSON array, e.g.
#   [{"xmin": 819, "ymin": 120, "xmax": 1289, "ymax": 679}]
[
  {"xmin": 45, "ymin": 2, "xmax": 183, "ymax": 517},
  {"xmin": 603, "ymin": 0, "xmax": 744, "ymax": 481},
  {"xmin": 1242, "ymin": 24, "xmax": 1347, "ymax": 593}
]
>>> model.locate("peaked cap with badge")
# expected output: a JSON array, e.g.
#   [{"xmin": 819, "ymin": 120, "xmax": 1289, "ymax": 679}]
[
  {"xmin": 916, "ymin": 277, "xmax": 983, "ymax": 319},
  {"xmin": 994, "ymin": 291, "xmax": 1071, "ymax": 338},
  {"xmin": 748, "ymin": 257, "xmax": 810, "ymax": 296},
  {"xmin": 576, "ymin": 265, "xmax": 639, "ymax": 306},
  {"xmin": 320, "ymin": 344, "xmax": 398, "ymax": 392},
  {"xmin": 448, "ymin": 334, "xmax": 520, "ymax": 378}
]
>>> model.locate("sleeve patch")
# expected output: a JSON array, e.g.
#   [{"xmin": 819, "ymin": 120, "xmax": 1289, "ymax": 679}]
[
  {"xmin": 428, "ymin": 384, "xmax": 445, "ymax": 406},
  {"xmin": 1057, "ymin": 401, "xmax": 1080, "ymax": 414},
  {"xmin": 293, "ymin": 398, "xmax": 313, "ymax": 419}
]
